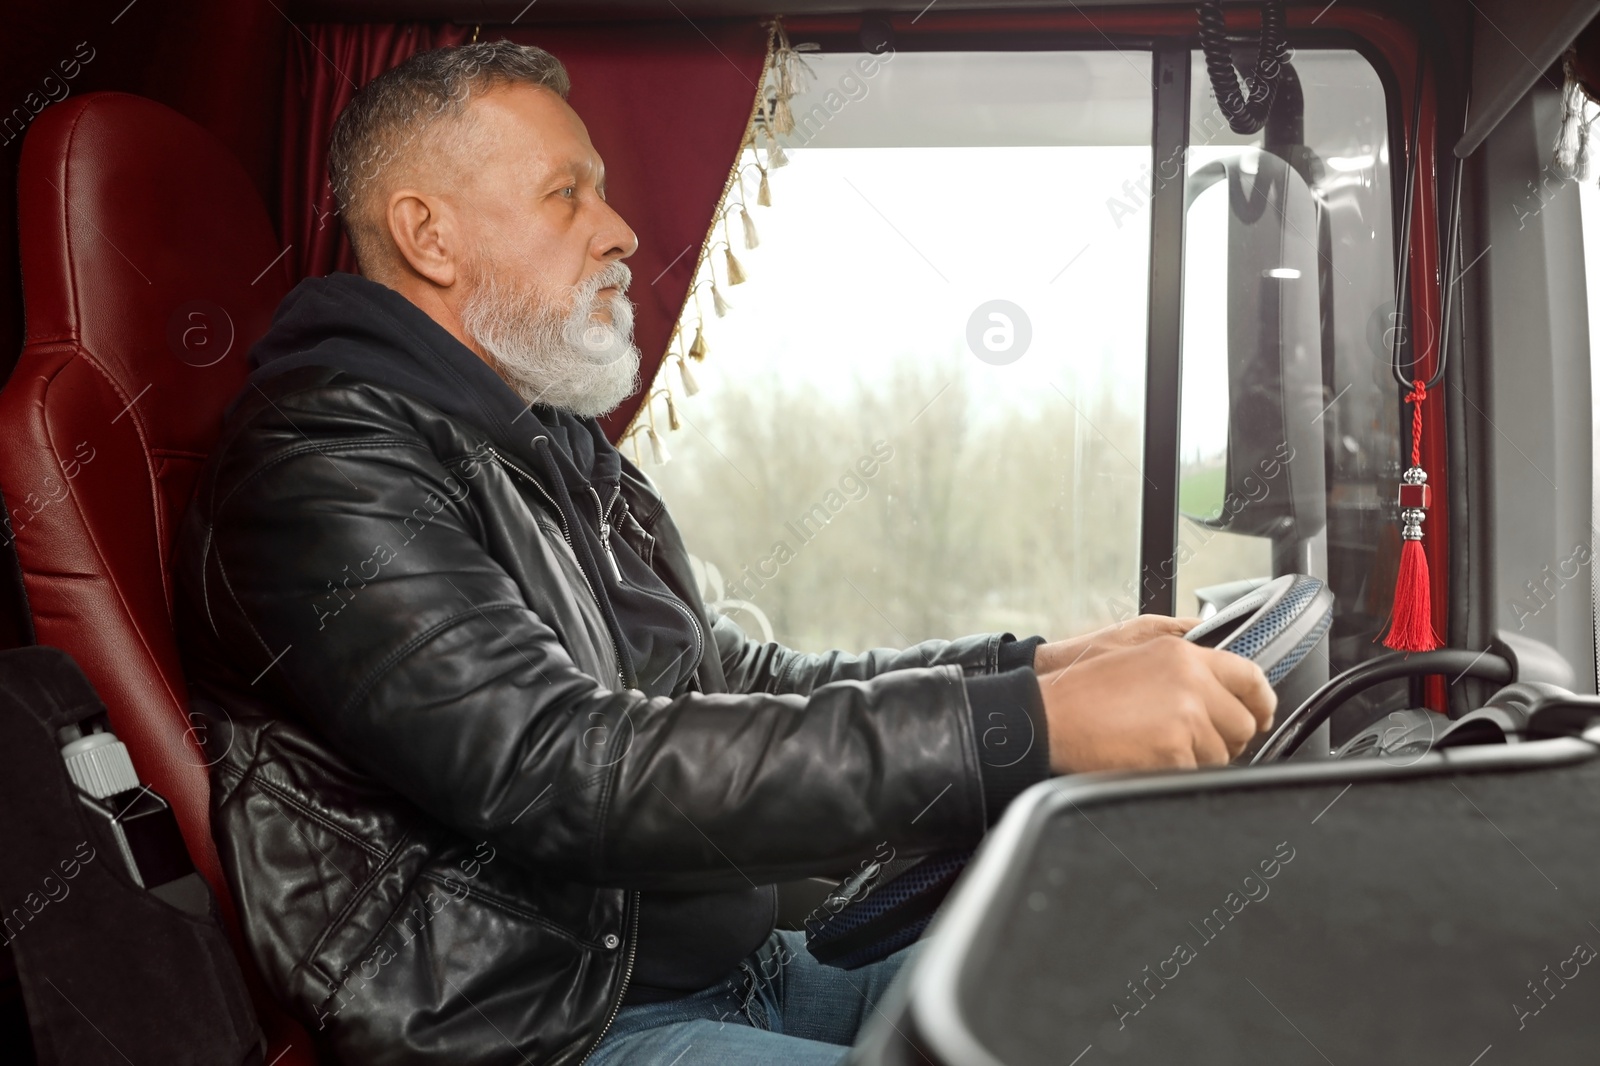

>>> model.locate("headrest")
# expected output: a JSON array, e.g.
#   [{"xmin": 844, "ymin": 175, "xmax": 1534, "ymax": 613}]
[{"xmin": 16, "ymin": 91, "xmax": 288, "ymax": 451}]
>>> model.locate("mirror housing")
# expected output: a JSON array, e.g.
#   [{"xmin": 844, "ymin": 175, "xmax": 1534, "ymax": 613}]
[{"xmin": 1182, "ymin": 151, "xmax": 1328, "ymax": 544}]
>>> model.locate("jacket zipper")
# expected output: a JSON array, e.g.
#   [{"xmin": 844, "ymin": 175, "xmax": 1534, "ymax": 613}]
[
  {"xmin": 667, "ymin": 579, "xmax": 704, "ymax": 669},
  {"xmin": 484, "ymin": 444, "xmax": 627, "ymax": 689},
  {"xmin": 590, "ymin": 485, "xmax": 624, "ymax": 583},
  {"xmin": 576, "ymin": 890, "xmax": 639, "ymax": 1066},
  {"xmin": 604, "ymin": 492, "xmax": 703, "ymax": 670},
  {"xmin": 482, "ymin": 451, "xmax": 641, "ymax": 1056}
]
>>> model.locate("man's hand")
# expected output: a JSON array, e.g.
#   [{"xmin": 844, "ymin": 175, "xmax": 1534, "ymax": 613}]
[
  {"xmin": 1032, "ymin": 614, "xmax": 1203, "ymax": 674},
  {"xmin": 1037, "ymin": 636, "xmax": 1276, "ymax": 773}
]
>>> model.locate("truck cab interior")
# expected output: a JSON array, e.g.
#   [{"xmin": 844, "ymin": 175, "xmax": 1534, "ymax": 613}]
[{"xmin": 3, "ymin": 0, "xmax": 1600, "ymax": 1063}]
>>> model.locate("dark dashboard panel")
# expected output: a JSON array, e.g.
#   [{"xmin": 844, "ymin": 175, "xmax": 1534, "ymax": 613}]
[{"xmin": 856, "ymin": 739, "xmax": 1600, "ymax": 1064}]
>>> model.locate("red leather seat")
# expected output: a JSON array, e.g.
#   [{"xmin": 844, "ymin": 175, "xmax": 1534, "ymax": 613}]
[{"xmin": 0, "ymin": 92, "xmax": 318, "ymax": 1066}]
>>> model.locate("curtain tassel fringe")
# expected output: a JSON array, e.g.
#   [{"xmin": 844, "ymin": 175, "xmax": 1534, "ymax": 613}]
[
  {"xmin": 676, "ymin": 355, "xmax": 700, "ymax": 396},
  {"xmin": 646, "ymin": 425, "xmax": 671, "ymax": 465}
]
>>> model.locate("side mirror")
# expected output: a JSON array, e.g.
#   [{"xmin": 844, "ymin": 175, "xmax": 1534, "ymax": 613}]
[{"xmin": 1179, "ymin": 151, "xmax": 1327, "ymax": 546}]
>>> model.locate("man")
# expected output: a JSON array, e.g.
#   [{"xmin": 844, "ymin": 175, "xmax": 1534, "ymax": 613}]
[{"xmin": 172, "ymin": 41, "xmax": 1275, "ymax": 1066}]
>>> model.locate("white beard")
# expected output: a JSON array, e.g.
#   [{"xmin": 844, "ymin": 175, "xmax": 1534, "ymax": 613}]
[{"xmin": 460, "ymin": 259, "xmax": 642, "ymax": 417}]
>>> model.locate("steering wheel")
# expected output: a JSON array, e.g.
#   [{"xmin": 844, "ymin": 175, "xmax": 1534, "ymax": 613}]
[
  {"xmin": 1252, "ymin": 647, "xmax": 1516, "ymax": 763},
  {"xmin": 805, "ymin": 574, "xmax": 1336, "ymax": 970}
]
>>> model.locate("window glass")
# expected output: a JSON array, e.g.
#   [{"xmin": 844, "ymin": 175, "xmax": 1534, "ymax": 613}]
[
  {"xmin": 1579, "ymin": 180, "xmax": 1600, "ymax": 688},
  {"xmin": 1176, "ymin": 50, "xmax": 1403, "ymax": 720},
  {"xmin": 644, "ymin": 43, "xmax": 1400, "ymax": 697},
  {"xmin": 645, "ymin": 50, "xmax": 1153, "ymax": 650}
]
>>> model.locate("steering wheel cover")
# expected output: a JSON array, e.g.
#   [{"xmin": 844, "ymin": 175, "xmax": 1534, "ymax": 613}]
[{"xmin": 1185, "ymin": 574, "xmax": 1334, "ymax": 685}]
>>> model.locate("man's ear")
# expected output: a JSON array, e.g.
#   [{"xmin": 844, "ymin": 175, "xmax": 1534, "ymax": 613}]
[{"xmin": 385, "ymin": 189, "xmax": 461, "ymax": 288}]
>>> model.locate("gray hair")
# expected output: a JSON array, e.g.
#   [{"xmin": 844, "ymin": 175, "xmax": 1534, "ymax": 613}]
[{"xmin": 327, "ymin": 41, "xmax": 571, "ymax": 272}]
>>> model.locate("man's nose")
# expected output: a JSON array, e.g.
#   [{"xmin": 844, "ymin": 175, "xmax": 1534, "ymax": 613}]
[{"xmin": 593, "ymin": 198, "xmax": 638, "ymax": 262}]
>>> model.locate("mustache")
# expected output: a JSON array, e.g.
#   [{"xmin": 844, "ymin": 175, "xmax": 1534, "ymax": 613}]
[{"xmin": 577, "ymin": 262, "xmax": 632, "ymax": 304}]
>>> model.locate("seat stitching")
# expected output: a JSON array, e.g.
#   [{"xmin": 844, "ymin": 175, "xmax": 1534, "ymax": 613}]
[
  {"xmin": 58, "ymin": 97, "xmax": 93, "ymax": 347},
  {"xmin": 29, "ymin": 357, "xmax": 190, "ymax": 721}
]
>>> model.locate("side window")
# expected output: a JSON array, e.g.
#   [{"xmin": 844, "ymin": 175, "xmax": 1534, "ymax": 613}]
[
  {"xmin": 646, "ymin": 42, "xmax": 1400, "ymax": 684},
  {"xmin": 647, "ymin": 50, "xmax": 1154, "ymax": 651}
]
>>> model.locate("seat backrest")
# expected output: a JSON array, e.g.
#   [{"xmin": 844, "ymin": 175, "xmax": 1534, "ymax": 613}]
[{"xmin": 0, "ymin": 91, "xmax": 316, "ymax": 1064}]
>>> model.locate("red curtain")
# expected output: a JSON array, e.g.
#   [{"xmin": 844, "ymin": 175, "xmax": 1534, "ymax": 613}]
[{"xmin": 279, "ymin": 20, "xmax": 771, "ymax": 440}]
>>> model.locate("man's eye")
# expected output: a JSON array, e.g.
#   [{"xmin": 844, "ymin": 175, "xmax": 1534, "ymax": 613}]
[{"xmin": 560, "ymin": 186, "xmax": 576, "ymax": 199}]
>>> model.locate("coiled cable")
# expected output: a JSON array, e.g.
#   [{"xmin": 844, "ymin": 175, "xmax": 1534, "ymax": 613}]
[{"xmin": 1197, "ymin": 0, "xmax": 1290, "ymax": 135}]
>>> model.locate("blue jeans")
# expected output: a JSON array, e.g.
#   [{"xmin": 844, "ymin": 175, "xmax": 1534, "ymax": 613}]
[{"xmin": 584, "ymin": 929, "xmax": 924, "ymax": 1065}]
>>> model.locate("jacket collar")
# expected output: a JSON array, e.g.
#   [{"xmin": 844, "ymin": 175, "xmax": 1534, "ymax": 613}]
[{"xmin": 245, "ymin": 271, "xmax": 622, "ymax": 498}]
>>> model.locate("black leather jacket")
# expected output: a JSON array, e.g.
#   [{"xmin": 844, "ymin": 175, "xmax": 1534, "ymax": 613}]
[{"xmin": 171, "ymin": 275, "xmax": 1047, "ymax": 1066}]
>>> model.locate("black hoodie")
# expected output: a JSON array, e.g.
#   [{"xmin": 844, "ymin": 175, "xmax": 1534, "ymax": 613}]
[{"xmin": 245, "ymin": 271, "xmax": 1047, "ymax": 1004}]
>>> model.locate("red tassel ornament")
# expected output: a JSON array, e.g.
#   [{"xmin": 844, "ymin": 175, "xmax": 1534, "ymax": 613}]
[{"xmin": 1382, "ymin": 381, "xmax": 1440, "ymax": 651}]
